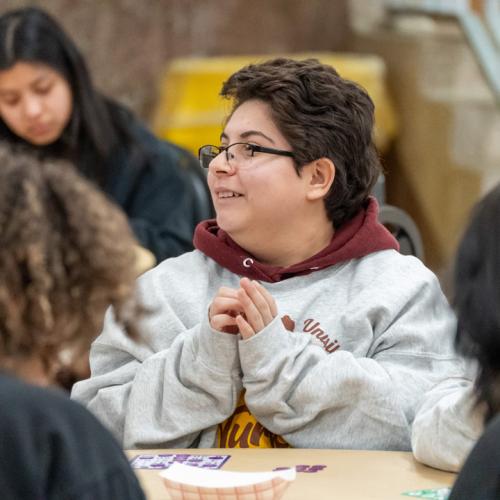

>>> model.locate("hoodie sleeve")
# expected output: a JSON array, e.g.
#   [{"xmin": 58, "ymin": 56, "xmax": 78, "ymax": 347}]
[
  {"xmin": 411, "ymin": 377, "xmax": 483, "ymax": 471},
  {"xmin": 71, "ymin": 260, "xmax": 242, "ymax": 449},
  {"xmin": 239, "ymin": 259, "xmax": 469, "ymax": 451}
]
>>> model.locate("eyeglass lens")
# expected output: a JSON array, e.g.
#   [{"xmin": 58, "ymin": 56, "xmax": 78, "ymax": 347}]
[{"xmin": 200, "ymin": 144, "xmax": 256, "ymax": 169}]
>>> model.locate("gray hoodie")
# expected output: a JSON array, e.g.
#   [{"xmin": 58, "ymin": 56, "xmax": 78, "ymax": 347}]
[
  {"xmin": 72, "ymin": 199, "xmax": 466, "ymax": 450},
  {"xmin": 412, "ymin": 375, "xmax": 483, "ymax": 471}
]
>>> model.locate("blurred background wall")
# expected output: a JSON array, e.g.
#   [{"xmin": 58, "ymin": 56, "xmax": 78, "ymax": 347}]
[
  {"xmin": 349, "ymin": 0, "xmax": 500, "ymax": 281},
  {"xmin": 0, "ymin": 0, "xmax": 349, "ymax": 118},
  {"xmin": 2, "ymin": 0, "xmax": 499, "ymax": 280}
]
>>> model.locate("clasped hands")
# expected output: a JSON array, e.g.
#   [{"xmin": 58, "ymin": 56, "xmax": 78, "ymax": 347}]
[{"xmin": 209, "ymin": 277, "xmax": 278, "ymax": 339}]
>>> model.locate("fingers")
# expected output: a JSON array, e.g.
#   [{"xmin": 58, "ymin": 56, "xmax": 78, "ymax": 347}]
[
  {"xmin": 240, "ymin": 278, "xmax": 277, "ymax": 321},
  {"xmin": 210, "ymin": 296, "xmax": 242, "ymax": 317},
  {"xmin": 209, "ymin": 287, "xmax": 240, "ymax": 317},
  {"xmin": 208, "ymin": 281, "xmax": 278, "ymax": 337},
  {"xmin": 254, "ymin": 281, "xmax": 278, "ymax": 317},
  {"xmin": 238, "ymin": 278, "xmax": 277, "ymax": 336},
  {"xmin": 235, "ymin": 314, "xmax": 255, "ymax": 340},
  {"xmin": 209, "ymin": 286, "xmax": 243, "ymax": 334},
  {"xmin": 211, "ymin": 313, "xmax": 240, "ymax": 334},
  {"xmin": 237, "ymin": 287, "xmax": 265, "ymax": 333}
]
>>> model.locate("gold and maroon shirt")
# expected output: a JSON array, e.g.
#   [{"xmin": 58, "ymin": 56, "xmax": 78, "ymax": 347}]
[{"xmin": 217, "ymin": 391, "xmax": 289, "ymax": 448}]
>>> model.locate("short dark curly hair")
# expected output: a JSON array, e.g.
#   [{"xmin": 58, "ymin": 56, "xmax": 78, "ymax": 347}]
[
  {"xmin": 220, "ymin": 58, "xmax": 382, "ymax": 228},
  {"xmin": 0, "ymin": 144, "xmax": 141, "ymax": 372}
]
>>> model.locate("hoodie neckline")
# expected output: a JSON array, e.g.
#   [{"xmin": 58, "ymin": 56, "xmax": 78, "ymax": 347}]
[{"xmin": 193, "ymin": 197, "xmax": 399, "ymax": 283}]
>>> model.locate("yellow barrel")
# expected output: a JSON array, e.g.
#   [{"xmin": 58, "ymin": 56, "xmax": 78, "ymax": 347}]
[{"xmin": 153, "ymin": 52, "xmax": 398, "ymax": 156}]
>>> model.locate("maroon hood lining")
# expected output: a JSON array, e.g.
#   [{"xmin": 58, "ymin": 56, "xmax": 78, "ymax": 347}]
[{"xmin": 193, "ymin": 197, "xmax": 399, "ymax": 283}]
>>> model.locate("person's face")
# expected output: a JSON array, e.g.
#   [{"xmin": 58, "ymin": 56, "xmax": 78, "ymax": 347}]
[
  {"xmin": 207, "ymin": 99, "xmax": 309, "ymax": 248},
  {"xmin": 0, "ymin": 62, "xmax": 73, "ymax": 146}
]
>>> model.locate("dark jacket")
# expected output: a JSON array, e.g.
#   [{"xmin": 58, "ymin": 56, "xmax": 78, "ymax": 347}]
[
  {"xmin": 449, "ymin": 413, "xmax": 500, "ymax": 499},
  {"xmin": 1, "ymin": 109, "xmax": 208, "ymax": 263},
  {"xmin": 104, "ymin": 120, "xmax": 206, "ymax": 262},
  {"xmin": 0, "ymin": 374, "xmax": 145, "ymax": 500}
]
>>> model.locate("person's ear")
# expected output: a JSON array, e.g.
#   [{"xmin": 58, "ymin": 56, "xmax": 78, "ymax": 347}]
[{"xmin": 305, "ymin": 158, "xmax": 335, "ymax": 201}]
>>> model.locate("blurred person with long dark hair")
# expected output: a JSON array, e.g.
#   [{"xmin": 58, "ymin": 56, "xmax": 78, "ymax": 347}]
[
  {"xmin": 412, "ymin": 184, "xmax": 500, "ymax": 499},
  {"xmin": 0, "ymin": 6, "xmax": 199, "ymax": 266}
]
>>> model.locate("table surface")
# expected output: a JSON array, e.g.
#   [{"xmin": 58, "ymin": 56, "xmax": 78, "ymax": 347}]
[{"xmin": 127, "ymin": 448, "xmax": 455, "ymax": 500}]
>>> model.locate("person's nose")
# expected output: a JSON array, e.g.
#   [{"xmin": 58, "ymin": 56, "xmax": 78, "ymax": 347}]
[
  {"xmin": 210, "ymin": 151, "xmax": 236, "ymax": 176},
  {"xmin": 22, "ymin": 95, "xmax": 43, "ymax": 119}
]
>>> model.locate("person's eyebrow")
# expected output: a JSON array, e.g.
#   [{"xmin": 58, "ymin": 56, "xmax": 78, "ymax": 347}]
[
  {"xmin": 240, "ymin": 130, "xmax": 275, "ymax": 144},
  {"xmin": 0, "ymin": 75, "xmax": 49, "ymax": 96},
  {"xmin": 220, "ymin": 130, "xmax": 275, "ymax": 144},
  {"xmin": 31, "ymin": 74, "xmax": 51, "ymax": 86}
]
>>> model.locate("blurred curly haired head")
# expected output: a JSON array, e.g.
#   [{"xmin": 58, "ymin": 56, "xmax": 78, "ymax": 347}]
[{"xmin": 0, "ymin": 143, "xmax": 141, "ymax": 376}]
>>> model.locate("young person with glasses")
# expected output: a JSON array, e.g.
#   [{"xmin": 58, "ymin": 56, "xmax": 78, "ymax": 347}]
[{"xmin": 73, "ymin": 58, "xmax": 466, "ymax": 451}]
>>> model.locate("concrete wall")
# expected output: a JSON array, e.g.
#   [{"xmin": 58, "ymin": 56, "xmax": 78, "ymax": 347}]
[
  {"xmin": 351, "ymin": 18, "xmax": 499, "ymax": 274},
  {"xmin": 6, "ymin": 0, "xmax": 495, "ymax": 276},
  {"xmin": 0, "ymin": 0, "xmax": 349, "ymax": 119}
]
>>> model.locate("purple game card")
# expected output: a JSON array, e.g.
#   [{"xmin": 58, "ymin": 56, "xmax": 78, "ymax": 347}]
[{"xmin": 129, "ymin": 453, "xmax": 231, "ymax": 470}]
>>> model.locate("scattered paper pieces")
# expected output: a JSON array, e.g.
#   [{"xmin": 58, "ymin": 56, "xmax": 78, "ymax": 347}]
[{"xmin": 402, "ymin": 487, "xmax": 450, "ymax": 499}]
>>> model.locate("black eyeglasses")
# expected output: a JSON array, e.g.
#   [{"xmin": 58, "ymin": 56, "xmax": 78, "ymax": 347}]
[{"xmin": 198, "ymin": 142, "xmax": 294, "ymax": 169}]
